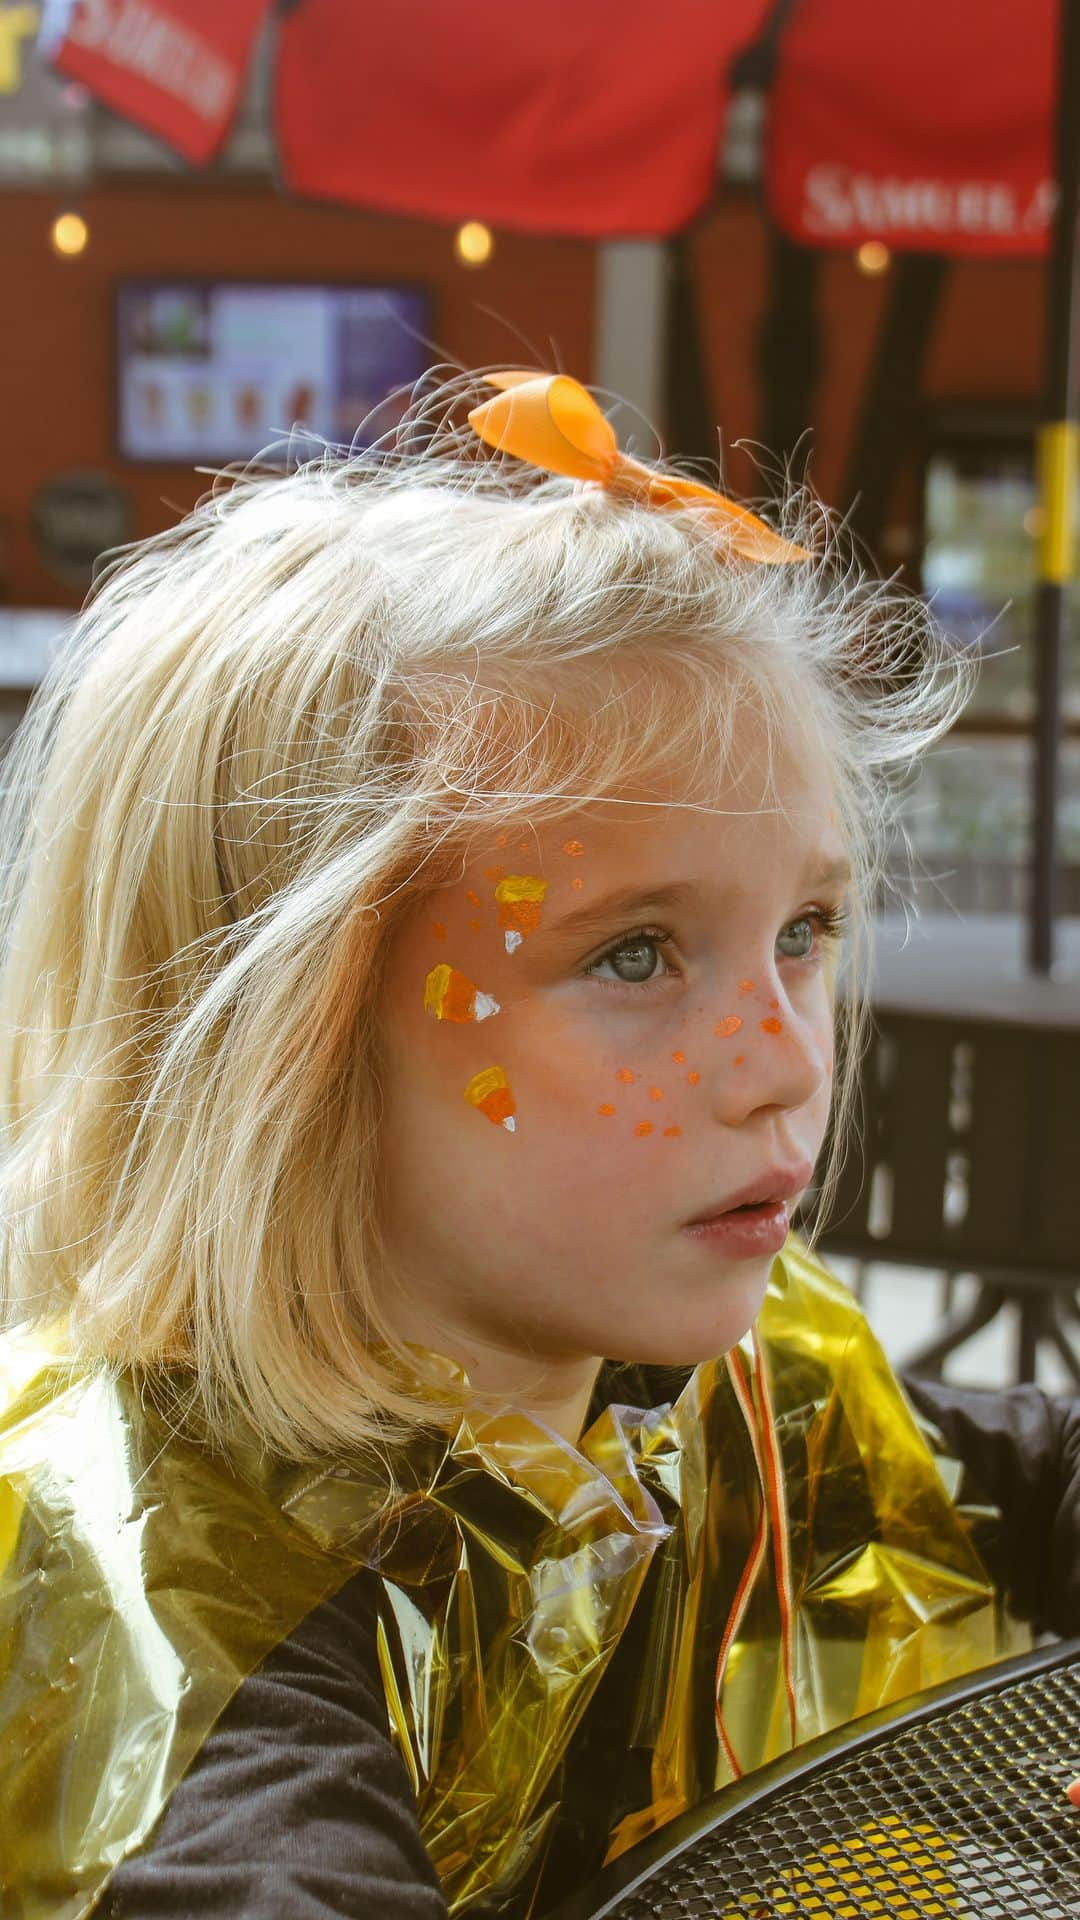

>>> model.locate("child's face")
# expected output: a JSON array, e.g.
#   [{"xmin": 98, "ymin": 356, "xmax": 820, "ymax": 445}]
[{"xmin": 376, "ymin": 727, "xmax": 846, "ymax": 1436}]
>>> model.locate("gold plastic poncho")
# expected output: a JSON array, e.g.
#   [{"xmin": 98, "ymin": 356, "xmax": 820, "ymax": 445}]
[{"xmin": 0, "ymin": 1240, "xmax": 1019, "ymax": 1919}]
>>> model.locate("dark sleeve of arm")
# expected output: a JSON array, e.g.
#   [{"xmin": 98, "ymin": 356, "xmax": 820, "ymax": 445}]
[
  {"xmin": 900, "ymin": 1371, "xmax": 1080, "ymax": 1640},
  {"xmin": 100, "ymin": 1567, "xmax": 450, "ymax": 1920}
]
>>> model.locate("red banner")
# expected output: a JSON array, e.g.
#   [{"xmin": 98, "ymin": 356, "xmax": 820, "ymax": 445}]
[
  {"xmin": 766, "ymin": 0, "xmax": 1057, "ymax": 258},
  {"xmin": 48, "ymin": 0, "xmax": 271, "ymax": 165},
  {"xmin": 274, "ymin": 0, "xmax": 770, "ymax": 238}
]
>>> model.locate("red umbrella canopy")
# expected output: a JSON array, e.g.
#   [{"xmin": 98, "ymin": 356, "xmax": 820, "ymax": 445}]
[
  {"xmin": 273, "ymin": 0, "xmax": 770, "ymax": 236},
  {"xmin": 48, "ymin": 0, "xmax": 270, "ymax": 167},
  {"xmin": 766, "ymin": 0, "xmax": 1058, "ymax": 257}
]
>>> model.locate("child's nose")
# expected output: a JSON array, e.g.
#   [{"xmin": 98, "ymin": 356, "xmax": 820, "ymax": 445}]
[{"xmin": 708, "ymin": 998, "xmax": 829, "ymax": 1124}]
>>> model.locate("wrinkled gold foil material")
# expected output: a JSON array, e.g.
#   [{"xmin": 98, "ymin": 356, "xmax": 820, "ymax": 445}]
[{"xmin": 0, "ymin": 1242, "xmax": 1019, "ymax": 1918}]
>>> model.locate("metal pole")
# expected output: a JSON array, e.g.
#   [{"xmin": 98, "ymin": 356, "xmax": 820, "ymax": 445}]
[{"xmin": 1029, "ymin": 0, "xmax": 1080, "ymax": 973}]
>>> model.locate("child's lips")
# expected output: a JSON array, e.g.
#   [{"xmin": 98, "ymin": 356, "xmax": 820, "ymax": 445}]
[
  {"xmin": 681, "ymin": 1200, "xmax": 792, "ymax": 1258},
  {"xmin": 684, "ymin": 1161, "xmax": 814, "ymax": 1227}
]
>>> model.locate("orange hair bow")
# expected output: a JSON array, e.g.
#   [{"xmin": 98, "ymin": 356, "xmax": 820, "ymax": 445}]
[{"xmin": 467, "ymin": 370, "xmax": 810, "ymax": 565}]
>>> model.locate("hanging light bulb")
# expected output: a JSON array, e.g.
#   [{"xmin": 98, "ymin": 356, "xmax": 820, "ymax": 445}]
[
  {"xmin": 855, "ymin": 239, "xmax": 891, "ymax": 276},
  {"xmin": 455, "ymin": 221, "xmax": 494, "ymax": 267},
  {"xmin": 50, "ymin": 211, "xmax": 89, "ymax": 257}
]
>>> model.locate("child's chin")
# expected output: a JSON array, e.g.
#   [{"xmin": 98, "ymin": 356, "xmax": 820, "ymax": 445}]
[{"xmin": 618, "ymin": 1265, "xmax": 773, "ymax": 1366}]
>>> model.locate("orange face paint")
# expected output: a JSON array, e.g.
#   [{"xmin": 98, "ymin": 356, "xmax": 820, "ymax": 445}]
[
  {"xmin": 761, "ymin": 1016, "xmax": 784, "ymax": 1035},
  {"xmin": 768, "ymin": 997, "xmax": 780, "ymax": 1011},
  {"xmin": 615, "ymin": 1067, "xmax": 636, "ymax": 1084},
  {"xmin": 465, "ymin": 889, "xmax": 482, "ymax": 907},
  {"xmin": 738, "ymin": 978, "xmax": 754, "ymax": 995},
  {"xmin": 687, "ymin": 1070, "xmax": 701, "ymax": 1086},
  {"xmin": 635, "ymin": 1121, "xmax": 654, "ymax": 1138},
  {"xmin": 561, "ymin": 839, "xmax": 585, "ymax": 857},
  {"xmin": 663, "ymin": 1125, "xmax": 682, "ymax": 1139},
  {"xmin": 672, "ymin": 1050, "xmax": 686, "ymax": 1064},
  {"xmin": 463, "ymin": 1065, "xmax": 516, "ymax": 1132},
  {"xmin": 494, "ymin": 873, "xmax": 549, "ymax": 953},
  {"xmin": 484, "ymin": 865, "xmax": 506, "ymax": 883},
  {"xmin": 714, "ymin": 1015, "xmax": 743, "ymax": 1038},
  {"xmin": 598, "ymin": 1102, "xmax": 616, "ymax": 1116},
  {"xmin": 571, "ymin": 877, "xmax": 584, "ymax": 891},
  {"xmin": 648, "ymin": 1086, "xmax": 664, "ymax": 1101},
  {"xmin": 733, "ymin": 1054, "xmax": 745, "ymax": 1066},
  {"xmin": 431, "ymin": 921, "xmax": 448, "ymax": 941},
  {"xmin": 424, "ymin": 964, "xmax": 500, "ymax": 1024}
]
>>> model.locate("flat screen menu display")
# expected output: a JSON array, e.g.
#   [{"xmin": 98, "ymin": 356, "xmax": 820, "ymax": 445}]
[{"xmin": 116, "ymin": 281, "xmax": 429, "ymax": 462}]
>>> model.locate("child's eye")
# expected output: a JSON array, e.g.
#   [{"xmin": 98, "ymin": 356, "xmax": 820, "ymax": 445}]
[
  {"xmin": 583, "ymin": 927, "xmax": 676, "ymax": 987},
  {"xmin": 776, "ymin": 906, "xmax": 848, "ymax": 961}
]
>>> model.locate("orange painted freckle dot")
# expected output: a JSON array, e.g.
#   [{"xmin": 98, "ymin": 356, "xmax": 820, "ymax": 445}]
[
  {"xmin": 648, "ymin": 1086, "xmax": 663, "ymax": 1101},
  {"xmin": 687, "ymin": 1070, "xmax": 701, "ymax": 1086},
  {"xmin": 761, "ymin": 1017, "xmax": 783, "ymax": 1035},
  {"xmin": 663, "ymin": 1125, "xmax": 682, "ymax": 1139},
  {"xmin": 484, "ymin": 865, "xmax": 505, "ymax": 883},
  {"xmin": 561, "ymin": 839, "xmax": 585, "ymax": 856},
  {"xmin": 635, "ymin": 1121, "xmax": 654, "ymax": 1138},
  {"xmin": 598, "ymin": 1103, "xmax": 616, "ymax": 1116},
  {"xmin": 431, "ymin": 921, "xmax": 447, "ymax": 940},
  {"xmin": 571, "ymin": 876, "xmax": 584, "ymax": 890},
  {"xmin": 466, "ymin": 889, "xmax": 481, "ymax": 907},
  {"xmin": 615, "ymin": 1067, "xmax": 636, "ymax": 1084},
  {"xmin": 672, "ymin": 1050, "xmax": 686, "ymax": 1064},
  {"xmin": 738, "ymin": 978, "xmax": 754, "ymax": 995},
  {"xmin": 733, "ymin": 1054, "xmax": 745, "ymax": 1066},
  {"xmin": 714, "ymin": 1015, "xmax": 743, "ymax": 1038},
  {"xmin": 768, "ymin": 997, "xmax": 780, "ymax": 1011},
  {"xmin": 496, "ymin": 833, "xmax": 509, "ymax": 848}
]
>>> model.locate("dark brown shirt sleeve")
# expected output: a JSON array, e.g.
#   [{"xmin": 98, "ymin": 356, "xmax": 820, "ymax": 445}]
[{"xmin": 100, "ymin": 1567, "xmax": 450, "ymax": 1920}]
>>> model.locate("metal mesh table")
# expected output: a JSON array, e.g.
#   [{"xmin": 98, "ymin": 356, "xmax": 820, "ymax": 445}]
[{"xmin": 543, "ymin": 1640, "xmax": 1080, "ymax": 1919}]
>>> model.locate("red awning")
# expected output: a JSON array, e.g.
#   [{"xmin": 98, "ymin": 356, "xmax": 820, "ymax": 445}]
[
  {"xmin": 272, "ymin": 0, "xmax": 770, "ymax": 237},
  {"xmin": 765, "ymin": 0, "xmax": 1057, "ymax": 257},
  {"xmin": 49, "ymin": 0, "xmax": 271, "ymax": 166}
]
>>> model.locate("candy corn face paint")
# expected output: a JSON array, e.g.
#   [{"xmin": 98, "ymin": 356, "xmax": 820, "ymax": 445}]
[
  {"xmin": 714, "ymin": 1015, "xmax": 742, "ymax": 1038},
  {"xmin": 376, "ymin": 727, "xmax": 846, "ymax": 1441},
  {"xmin": 494, "ymin": 874, "xmax": 549, "ymax": 953},
  {"xmin": 424, "ymin": 964, "xmax": 500, "ymax": 1024},
  {"xmin": 464, "ymin": 1065, "xmax": 516, "ymax": 1132}
]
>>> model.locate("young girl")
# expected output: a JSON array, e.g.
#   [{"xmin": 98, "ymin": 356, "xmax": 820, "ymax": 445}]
[{"xmin": 0, "ymin": 370, "xmax": 1076, "ymax": 1920}]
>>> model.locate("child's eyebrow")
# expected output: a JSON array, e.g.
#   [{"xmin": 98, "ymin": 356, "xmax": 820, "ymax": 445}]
[
  {"xmin": 544, "ymin": 857, "xmax": 851, "ymax": 941},
  {"xmin": 544, "ymin": 881, "xmax": 697, "ymax": 939}
]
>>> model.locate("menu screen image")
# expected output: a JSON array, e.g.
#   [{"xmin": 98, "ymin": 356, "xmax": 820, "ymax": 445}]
[{"xmin": 116, "ymin": 281, "xmax": 430, "ymax": 462}]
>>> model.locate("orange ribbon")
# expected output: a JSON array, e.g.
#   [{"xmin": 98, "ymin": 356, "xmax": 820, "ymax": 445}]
[{"xmin": 467, "ymin": 371, "xmax": 810, "ymax": 565}]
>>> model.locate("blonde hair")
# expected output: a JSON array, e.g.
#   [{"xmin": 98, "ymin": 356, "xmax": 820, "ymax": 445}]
[{"xmin": 0, "ymin": 371, "xmax": 970, "ymax": 1461}]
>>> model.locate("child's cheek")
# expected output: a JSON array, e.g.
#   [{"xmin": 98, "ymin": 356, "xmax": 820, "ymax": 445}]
[{"xmin": 516, "ymin": 1030, "xmax": 698, "ymax": 1146}]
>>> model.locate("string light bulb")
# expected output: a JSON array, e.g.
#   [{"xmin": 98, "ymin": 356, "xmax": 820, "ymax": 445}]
[
  {"xmin": 50, "ymin": 211, "xmax": 89, "ymax": 257},
  {"xmin": 855, "ymin": 239, "xmax": 891, "ymax": 276},
  {"xmin": 454, "ymin": 221, "xmax": 494, "ymax": 267}
]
